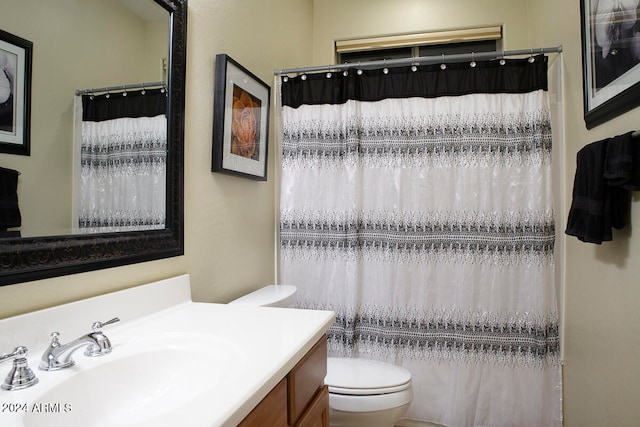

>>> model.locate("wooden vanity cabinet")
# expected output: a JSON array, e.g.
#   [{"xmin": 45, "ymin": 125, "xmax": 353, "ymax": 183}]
[
  {"xmin": 294, "ymin": 385, "xmax": 329, "ymax": 427},
  {"xmin": 238, "ymin": 335, "xmax": 329, "ymax": 427},
  {"xmin": 238, "ymin": 378, "xmax": 288, "ymax": 427}
]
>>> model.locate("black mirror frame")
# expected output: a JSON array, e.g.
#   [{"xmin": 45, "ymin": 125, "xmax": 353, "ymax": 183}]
[{"xmin": 0, "ymin": 0, "xmax": 186, "ymax": 286}]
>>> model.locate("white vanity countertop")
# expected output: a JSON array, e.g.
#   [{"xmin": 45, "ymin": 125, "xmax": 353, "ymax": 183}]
[{"xmin": 0, "ymin": 275, "xmax": 335, "ymax": 427}]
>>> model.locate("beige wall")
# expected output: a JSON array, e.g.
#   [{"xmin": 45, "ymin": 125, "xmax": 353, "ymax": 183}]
[
  {"xmin": 0, "ymin": 0, "xmax": 313, "ymax": 317},
  {"xmin": 317, "ymin": 0, "xmax": 640, "ymax": 425},
  {"xmin": 315, "ymin": 1, "xmax": 640, "ymax": 425},
  {"xmin": 527, "ymin": 1, "xmax": 640, "ymax": 427},
  {"xmin": 184, "ymin": 0, "xmax": 313, "ymax": 304},
  {"xmin": 2, "ymin": 0, "xmax": 639, "ymax": 426},
  {"xmin": 312, "ymin": 0, "xmax": 531, "ymax": 65}
]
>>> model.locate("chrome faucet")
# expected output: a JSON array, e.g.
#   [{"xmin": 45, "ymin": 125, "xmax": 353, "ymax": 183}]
[
  {"xmin": 39, "ymin": 317, "xmax": 120, "ymax": 371},
  {"xmin": 0, "ymin": 346, "xmax": 39, "ymax": 390}
]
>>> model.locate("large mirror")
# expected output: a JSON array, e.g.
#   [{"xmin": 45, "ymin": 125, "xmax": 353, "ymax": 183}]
[{"xmin": 0, "ymin": 0, "xmax": 186, "ymax": 285}]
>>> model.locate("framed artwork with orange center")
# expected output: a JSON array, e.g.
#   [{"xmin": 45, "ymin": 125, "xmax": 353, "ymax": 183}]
[{"xmin": 212, "ymin": 54, "xmax": 270, "ymax": 180}]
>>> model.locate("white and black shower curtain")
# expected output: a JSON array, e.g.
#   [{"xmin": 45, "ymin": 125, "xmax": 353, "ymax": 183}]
[
  {"xmin": 77, "ymin": 89, "xmax": 167, "ymax": 233},
  {"xmin": 278, "ymin": 56, "xmax": 561, "ymax": 426}
]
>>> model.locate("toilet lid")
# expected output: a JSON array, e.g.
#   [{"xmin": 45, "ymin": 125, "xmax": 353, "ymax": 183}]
[
  {"xmin": 228, "ymin": 285, "xmax": 296, "ymax": 307},
  {"xmin": 325, "ymin": 357, "xmax": 412, "ymax": 395}
]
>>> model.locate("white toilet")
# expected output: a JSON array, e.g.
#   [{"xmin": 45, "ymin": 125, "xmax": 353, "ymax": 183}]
[
  {"xmin": 325, "ymin": 357, "xmax": 413, "ymax": 427},
  {"xmin": 229, "ymin": 285, "xmax": 413, "ymax": 427}
]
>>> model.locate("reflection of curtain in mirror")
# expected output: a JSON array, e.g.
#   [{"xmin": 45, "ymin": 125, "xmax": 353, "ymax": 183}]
[{"xmin": 76, "ymin": 89, "xmax": 167, "ymax": 233}]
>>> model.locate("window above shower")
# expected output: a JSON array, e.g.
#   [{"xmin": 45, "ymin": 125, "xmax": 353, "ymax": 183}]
[{"xmin": 335, "ymin": 25, "xmax": 502, "ymax": 64}]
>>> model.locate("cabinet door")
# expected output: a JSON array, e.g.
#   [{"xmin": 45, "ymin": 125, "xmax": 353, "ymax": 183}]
[
  {"xmin": 238, "ymin": 378, "xmax": 288, "ymax": 427},
  {"xmin": 295, "ymin": 386, "xmax": 329, "ymax": 427},
  {"xmin": 288, "ymin": 337, "xmax": 327, "ymax": 424}
]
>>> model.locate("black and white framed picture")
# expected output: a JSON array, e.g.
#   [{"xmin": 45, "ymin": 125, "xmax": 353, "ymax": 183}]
[
  {"xmin": 212, "ymin": 54, "xmax": 270, "ymax": 180},
  {"xmin": 581, "ymin": 0, "xmax": 640, "ymax": 129},
  {"xmin": 0, "ymin": 28, "xmax": 32, "ymax": 156}
]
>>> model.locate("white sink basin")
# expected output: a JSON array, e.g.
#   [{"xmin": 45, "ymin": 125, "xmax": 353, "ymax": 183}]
[
  {"xmin": 0, "ymin": 275, "xmax": 334, "ymax": 427},
  {"xmin": 23, "ymin": 334, "xmax": 244, "ymax": 427}
]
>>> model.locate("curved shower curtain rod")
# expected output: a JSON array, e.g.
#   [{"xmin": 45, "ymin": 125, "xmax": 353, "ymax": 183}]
[{"xmin": 274, "ymin": 45, "xmax": 563, "ymax": 76}]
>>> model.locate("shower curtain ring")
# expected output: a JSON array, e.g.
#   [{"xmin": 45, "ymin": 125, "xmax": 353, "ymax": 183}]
[
  {"xmin": 499, "ymin": 50, "xmax": 506, "ymax": 65},
  {"xmin": 122, "ymin": 85, "xmax": 127, "ymax": 97},
  {"xmin": 528, "ymin": 48, "xmax": 535, "ymax": 63},
  {"xmin": 440, "ymin": 54, "xmax": 447, "ymax": 70},
  {"xmin": 470, "ymin": 52, "xmax": 477, "ymax": 68}
]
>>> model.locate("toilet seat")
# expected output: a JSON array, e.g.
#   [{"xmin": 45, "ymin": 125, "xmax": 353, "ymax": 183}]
[
  {"xmin": 325, "ymin": 357, "xmax": 412, "ymax": 396},
  {"xmin": 326, "ymin": 358, "xmax": 413, "ymax": 419}
]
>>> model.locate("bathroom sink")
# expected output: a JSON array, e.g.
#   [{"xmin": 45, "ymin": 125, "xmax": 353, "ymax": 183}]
[
  {"xmin": 23, "ymin": 334, "xmax": 244, "ymax": 427},
  {"xmin": 0, "ymin": 275, "xmax": 335, "ymax": 427}
]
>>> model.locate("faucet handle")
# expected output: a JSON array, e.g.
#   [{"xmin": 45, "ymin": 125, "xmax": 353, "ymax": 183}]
[
  {"xmin": 49, "ymin": 331, "xmax": 62, "ymax": 346},
  {"xmin": 91, "ymin": 317, "xmax": 120, "ymax": 332},
  {"xmin": 0, "ymin": 346, "xmax": 39, "ymax": 391},
  {"xmin": 85, "ymin": 317, "xmax": 119, "ymax": 357}
]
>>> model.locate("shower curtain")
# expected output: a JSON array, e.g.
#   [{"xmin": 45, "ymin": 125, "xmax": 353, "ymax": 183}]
[
  {"xmin": 278, "ymin": 56, "xmax": 561, "ymax": 427},
  {"xmin": 76, "ymin": 88, "xmax": 167, "ymax": 233}
]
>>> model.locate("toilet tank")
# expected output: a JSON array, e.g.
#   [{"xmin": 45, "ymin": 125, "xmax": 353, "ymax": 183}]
[{"xmin": 228, "ymin": 285, "xmax": 297, "ymax": 308}]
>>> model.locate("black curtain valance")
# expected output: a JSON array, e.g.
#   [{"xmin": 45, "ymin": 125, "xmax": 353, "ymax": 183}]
[
  {"xmin": 281, "ymin": 55, "xmax": 548, "ymax": 108},
  {"xmin": 82, "ymin": 88, "xmax": 167, "ymax": 122}
]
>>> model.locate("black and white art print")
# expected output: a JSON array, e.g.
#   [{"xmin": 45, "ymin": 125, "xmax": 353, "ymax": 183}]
[
  {"xmin": 0, "ymin": 28, "xmax": 31, "ymax": 155},
  {"xmin": 581, "ymin": 0, "xmax": 640, "ymax": 128}
]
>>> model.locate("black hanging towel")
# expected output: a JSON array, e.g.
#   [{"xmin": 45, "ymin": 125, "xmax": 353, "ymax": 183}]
[
  {"xmin": 565, "ymin": 131, "xmax": 639, "ymax": 243},
  {"xmin": 0, "ymin": 166, "xmax": 21, "ymax": 232}
]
